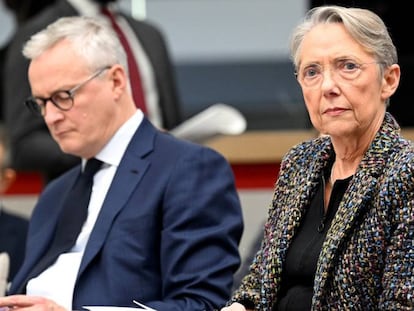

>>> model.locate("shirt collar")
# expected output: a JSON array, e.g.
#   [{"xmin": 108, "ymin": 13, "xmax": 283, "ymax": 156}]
[{"xmin": 82, "ymin": 109, "xmax": 143, "ymax": 168}]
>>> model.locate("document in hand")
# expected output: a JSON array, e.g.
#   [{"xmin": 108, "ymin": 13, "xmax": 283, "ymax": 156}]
[{"xmin": 83, "ymin": 301, "xmax": 156, "ymax": 311}]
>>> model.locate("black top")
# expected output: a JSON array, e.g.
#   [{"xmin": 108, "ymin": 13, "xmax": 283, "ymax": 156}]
[{"xmin": 274, "ymin": 173, "xmax": 352, "ymax": 310}]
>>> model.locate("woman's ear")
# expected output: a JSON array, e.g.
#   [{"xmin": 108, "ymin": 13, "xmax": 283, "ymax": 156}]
[{"xmin": 381, "ymin": 64, "xmax": 400, "ymax": 100}]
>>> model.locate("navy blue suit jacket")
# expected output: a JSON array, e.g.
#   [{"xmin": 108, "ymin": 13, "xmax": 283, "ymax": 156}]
[{"xmin": 9, "ymin": 119, "xmax": 243, "ymax": 311}]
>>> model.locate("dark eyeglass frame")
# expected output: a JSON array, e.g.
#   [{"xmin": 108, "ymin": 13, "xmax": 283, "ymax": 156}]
[{"xmin": 25, "ymin": 66, "xmax": 111, "ymax": 116}]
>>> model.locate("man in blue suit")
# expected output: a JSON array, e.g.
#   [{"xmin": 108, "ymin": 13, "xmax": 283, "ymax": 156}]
[{"xmin": 0, "ymin": 16, "xmax": 243, "ymax": 311}]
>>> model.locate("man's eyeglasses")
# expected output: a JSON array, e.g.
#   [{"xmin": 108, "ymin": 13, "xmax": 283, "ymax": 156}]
[
  {"xmin": 25, "ymin": 66, "xmax": 111, "ymax": 116},
  {"xmin": 295, "ymin": 60, "xmax": 385, "ymax": 88}
]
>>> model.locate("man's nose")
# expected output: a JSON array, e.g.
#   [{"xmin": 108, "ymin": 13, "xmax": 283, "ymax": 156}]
[{"xmin": 43, "ymin": 100, "xmax": 64, "ymax": 122}]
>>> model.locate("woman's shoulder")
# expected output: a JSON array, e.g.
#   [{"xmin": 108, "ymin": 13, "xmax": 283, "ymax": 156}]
[{"xmin": 283, "ymin": 135, "xmax": 331, "ymax": 160}]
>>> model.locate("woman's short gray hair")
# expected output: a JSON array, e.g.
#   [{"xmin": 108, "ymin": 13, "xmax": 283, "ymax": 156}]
[{"xmin": 290, "ymin": 5, "xmax": 397, "ymax": 73}]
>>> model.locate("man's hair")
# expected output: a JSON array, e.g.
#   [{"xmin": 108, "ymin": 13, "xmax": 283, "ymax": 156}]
[{"xmin": 23, "ymin": 15, "xmax": 128, "ymax": 74}]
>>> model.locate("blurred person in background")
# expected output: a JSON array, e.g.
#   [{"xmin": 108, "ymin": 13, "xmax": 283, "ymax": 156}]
[
  {"xmin": 0, "ymin": 0, "xmax": 57, "ymax": 121},
  {"xmin": 0, "ymin": 124, "xmax": 28, "ymax": 282},
  {"xmin": 2, "ymin": 0, "xmax": 182, "ymax": 183}
]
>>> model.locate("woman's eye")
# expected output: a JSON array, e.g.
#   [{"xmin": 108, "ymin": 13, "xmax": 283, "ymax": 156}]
[
  {"xmin": 341, "ymin": 61, "xmax": 359, "ymax": 71},
  {"xmin": 304, "ymin": 67, "xmax": 319, "ymax": 77}
]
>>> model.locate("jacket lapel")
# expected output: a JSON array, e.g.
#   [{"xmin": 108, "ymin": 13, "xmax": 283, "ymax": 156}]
[
  {"xmin": 9, "ymin": 167, "xmax": 80, "ymax": 294},
  {"xmin": 263, "ymin": 141, "xmax": 331, "ymax": 303},
  {"xmin": 77, "ymin": 119, "xmax": 155, "ymax": 275},
  {"xmin": 314, "ymin": 113, "xmax": 401, "ymax": 298}
]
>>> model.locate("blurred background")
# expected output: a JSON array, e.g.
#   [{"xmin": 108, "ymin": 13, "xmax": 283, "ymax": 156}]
[
  {"xmin": 1, "ymin": 0, "xmax": 411, "ymax": 130},
  {"xmin": 0, "ymin": 0, "xmax": 309, "ymax": 131}
]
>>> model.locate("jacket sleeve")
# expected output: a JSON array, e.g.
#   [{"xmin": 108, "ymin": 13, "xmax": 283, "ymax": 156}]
[{"xmin": 147, "ymin": 146, "xmax": 244, "ymax": 310}]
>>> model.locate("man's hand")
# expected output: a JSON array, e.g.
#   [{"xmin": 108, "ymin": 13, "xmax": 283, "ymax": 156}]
[{"xmin": 0, "ymin": 295, "xmax": 67, "ymax": 311}]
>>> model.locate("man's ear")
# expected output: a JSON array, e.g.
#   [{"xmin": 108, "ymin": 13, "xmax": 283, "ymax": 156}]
[{"xmin": 108, "ymin": 64, "xmax": 127, "ymax": 97}]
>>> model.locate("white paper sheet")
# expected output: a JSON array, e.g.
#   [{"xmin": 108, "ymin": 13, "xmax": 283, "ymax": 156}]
[
  {"xmin": 83, "ymin": 300, "xmax": 156, "ymax": 311},
  {"xmin": 84, "ymin": 307, "xmax": 146, "ymax": 311}
]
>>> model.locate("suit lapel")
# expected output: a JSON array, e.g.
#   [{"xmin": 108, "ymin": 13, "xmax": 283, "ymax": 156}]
[
  {"xmin": 314, "ymin": 113, "xmax": 400, "ymax": 298},
  {"xmin": 10, "ymin": 167, "xmax": 80, "ymax": 294},
  {"xmin": 263, "ymin": 141, "xmax": 331, "ymax": 303},
  {"xmin": 77, "ymin": 119, "xmax": 155, "ymax": 275}
]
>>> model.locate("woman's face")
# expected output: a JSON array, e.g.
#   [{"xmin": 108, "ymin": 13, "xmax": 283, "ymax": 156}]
[{"xmin": 296, "ymin": 23, "xmax": 400, "ymax": 140}]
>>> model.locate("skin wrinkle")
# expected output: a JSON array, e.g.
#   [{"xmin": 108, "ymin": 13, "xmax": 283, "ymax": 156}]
[
  {"xmin": 28, "ymin": 39, "xmax": 134, "ymax": 159},
  {"xmin": 299, "ymin": 23, "xmax": 399, "ymax": 180},
  {"xmin": 224, "ymin": 6, "xmax": 405, "ymax": 311}
]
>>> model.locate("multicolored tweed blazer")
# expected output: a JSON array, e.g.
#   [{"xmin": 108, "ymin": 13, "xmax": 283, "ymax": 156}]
[{"xmin": 230, "ymin": 113, "xmax": 414, "ymax": 310}]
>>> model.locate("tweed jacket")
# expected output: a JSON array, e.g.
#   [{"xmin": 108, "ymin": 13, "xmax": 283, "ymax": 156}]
[{"xmin": 231, "ymin": 112, "xmax": 414, "ymax": 310}]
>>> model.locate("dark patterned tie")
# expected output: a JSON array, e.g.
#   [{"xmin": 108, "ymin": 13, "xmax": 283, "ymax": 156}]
[
  {"xmin": 101, "ymin": 6, "xmax": 147, "ymax": 113},
  {"xmin": 18, "ymin": 158, "xmax": 102, "ymax": 293}
]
